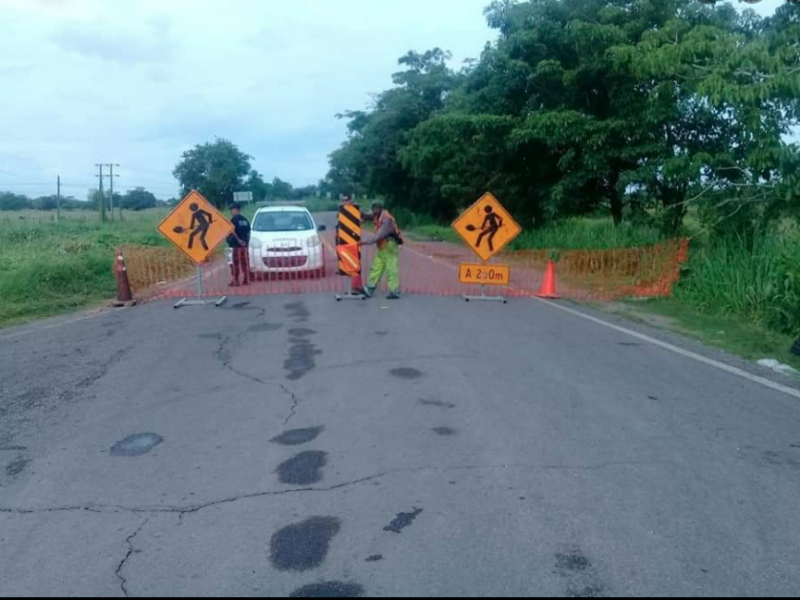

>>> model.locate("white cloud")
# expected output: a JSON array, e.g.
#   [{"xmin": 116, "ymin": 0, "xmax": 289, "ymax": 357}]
[{"xmin": 0, "ymin": 0, "xmax": 793, "ymax": 199}]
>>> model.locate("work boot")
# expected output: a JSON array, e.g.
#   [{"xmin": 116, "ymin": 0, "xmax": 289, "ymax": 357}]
[
  {"xmin": 387, "ymin": 292, "xmax": 401, "ymax": 300},
  {"xmin": 364, "ymin": 286, "xmax": 376, "ymax": 298}
]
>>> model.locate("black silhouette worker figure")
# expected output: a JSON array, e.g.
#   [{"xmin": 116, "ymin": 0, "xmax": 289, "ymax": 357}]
[
  {"xmin": 475, "ymin": 205, "xmax": 503, "ymax": 253},
  {"xmin": 188, "ymin": 203, "xmax": 213, "ymax": 251}
]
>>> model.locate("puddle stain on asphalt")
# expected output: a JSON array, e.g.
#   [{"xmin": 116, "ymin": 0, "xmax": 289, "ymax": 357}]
[
  {"xmin": 276, "ymin": 451, "xmax": 328, "ymax": 485},
  {"xmin": 110, "ymin": 434, "xmax": 163, "ymax": 457},
  {"xmin": 270, "ymin": 517, "xmax": 342, "ymax": 572},
  {"xmin": 384, "ymin": 508, "xmax": 424, "ymax": 534},
  {"xmin": 365, "ymin": 555, "xmax": 384, "ymax": 563},
  {"xmin": 271, "ymin": 427, "xmax": 324, "ymax": 447},
  {"xmin": 290, "ymin": 582, "xmax": 364, "ymax": 598},
  {"xmin": 289, "ymin": 328, "xmax": 317, "ymax": 337},
  {"xmin": 390, "ymin": 368, "xmax": 423, "ymax": 381}
]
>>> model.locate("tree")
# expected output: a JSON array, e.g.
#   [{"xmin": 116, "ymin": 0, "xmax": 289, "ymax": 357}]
[
  {"xmin": 0, "ymin": 192, "xmax": 32, "ymax": 211},
  {"xmin": 270, "ymin": 177, "xmax": 294, "ymax": 200},
  {"xmin": 327, "ymin": 48, "xmax": 461, "ymax": 207},
  {"xmin": 121, "ymin": 188, "xmax": 158, "ymax": 211},
  {"xmin": 34, "ymin": 196, "xmax": 58, "ymax": 211},
  {"xmin": 246, "ymin": 170, "xmax": 272, "ymax": 203},
  {"xmin": 173, "ymin": 139, "xmax": 253, "ymax": 208}
]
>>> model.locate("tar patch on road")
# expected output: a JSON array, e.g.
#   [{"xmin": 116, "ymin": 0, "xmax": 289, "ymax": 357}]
[
  {"xmin": 556, "ymin": 551, "xmax": 591, "ymax": 573},
  {"xmin": 290, "ymin": 582, "xmax": 364, "ymax": 598},
  {"xmin": 277, "ymin": 451, "xmax": 328, "ymax": 485},
  {"xmin": 285, "ymin": 301, "xmax": 311, "ymax": 322},
  {"xmin": 390, "ymin": 368, "xmax": 423, "ymax": 380},
  {"xmin": 420, "ymin": 399, "xmax": 456, "ymax": 409},
  {"xmin": 433, "ymin": 427, "xmax": 457, "ymax": 437},
  {"xmin": 384, "ymin": 508, "xmax": 423, "ymax": 534},
  {"xmin": 250, "ymin": 323, "xmax": 284, "ymax": 333},
  {"xmin": 110, "ymin": 433, "xmax": 163, "ymax": 457},
  {"xmin": 270, "ymin": 517, "xmax": 342, "ymax": 572},
  {"xmin": 5, "ymin": 458, "xmax": 30, "ymax": 477},
  {"xmin": 289, "ymin": 328, "xmax": 317, "ymax": 337},
  {"xmin": 271, "ymin": 427, "xmax": 324, "ymax": 447},
  {"xmin": 556, "ymin": 549, "xmax": 605, "ymax": 598},
  {"xmin": 285, "ymin": 340, "xmax": 323, "ymax": 381}
]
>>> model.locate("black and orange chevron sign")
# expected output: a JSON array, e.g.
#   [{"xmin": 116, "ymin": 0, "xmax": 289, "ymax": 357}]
[{"xmin": 337, "ymin": 203, "xmax": 362, "ymax": 275}]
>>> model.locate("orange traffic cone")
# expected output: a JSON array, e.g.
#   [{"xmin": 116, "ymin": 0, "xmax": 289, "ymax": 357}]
[
  {"xmin": 113, "ymin": 248, "xmax": 136, "ymax": 307},
  {"xmin": 536, "ymin": 261, "xmax": 560, "ymax": 300}
]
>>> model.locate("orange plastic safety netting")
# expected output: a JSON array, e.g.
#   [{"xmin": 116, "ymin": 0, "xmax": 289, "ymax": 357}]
[{"xmin": 119, "ymin": 236, "xmax": 689, "ymax": 302}]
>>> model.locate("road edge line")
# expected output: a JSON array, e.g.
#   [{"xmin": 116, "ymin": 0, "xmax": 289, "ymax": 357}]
[{"xmin": 534, "ymin": 298, "xmax": 800, "ymax": 401}]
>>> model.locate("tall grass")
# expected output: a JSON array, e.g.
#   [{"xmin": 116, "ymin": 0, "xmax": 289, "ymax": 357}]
[
  {"xmin": 0, "ymin": 210, "xmax": 170, "ymax": 326},
  {"xmin": 677, "ymin": 231, "xmax": 800, "ymax": 335}
]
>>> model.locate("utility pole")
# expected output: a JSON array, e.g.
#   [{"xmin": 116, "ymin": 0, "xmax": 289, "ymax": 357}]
[
  {"xmin": 56, "ymin": 176, "xmax": 61, "ymax": 224},
  {"xmin": 96, "ymin": 164, "xmax": 106, "ymax": 222},
  {"xmin": 107, "ymin": 164, "xmax": 120, "ymax": 222}
]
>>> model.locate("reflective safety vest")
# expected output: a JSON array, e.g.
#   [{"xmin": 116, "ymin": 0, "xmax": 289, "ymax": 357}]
[{"xmin": 373, "ymin": 210, "xmax": 400, "ymax": 251}]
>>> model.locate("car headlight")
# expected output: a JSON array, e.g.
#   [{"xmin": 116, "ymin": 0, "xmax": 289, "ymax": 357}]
[{"xmin": 308, "ymin": 236, "xmax": 322, "ymax": 248}]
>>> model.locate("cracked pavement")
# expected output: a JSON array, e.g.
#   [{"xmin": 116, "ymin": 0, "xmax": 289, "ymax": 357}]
[{"xmin": 4, "ymin": 287, "xmax": 800, "ymax": 596}]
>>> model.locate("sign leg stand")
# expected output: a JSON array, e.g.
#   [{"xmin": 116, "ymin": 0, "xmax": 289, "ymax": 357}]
[
  {"xmin": 463, "ymin": 264, "xmax": 508, "ymax": 304},
  {"xmin": 175, "ymin": 265, "xmax": 228, "ymax": 309}
]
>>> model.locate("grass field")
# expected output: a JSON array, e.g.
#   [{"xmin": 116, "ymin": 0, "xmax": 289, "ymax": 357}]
[{"xmin": 0, "ymin": 209, "xmax": 171, "ymax": 326}]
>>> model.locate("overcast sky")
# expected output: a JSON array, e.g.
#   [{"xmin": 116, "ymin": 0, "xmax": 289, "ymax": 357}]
[{"xmin": 0, "ymin": 0, "xmax": 788, "ymax": 200}]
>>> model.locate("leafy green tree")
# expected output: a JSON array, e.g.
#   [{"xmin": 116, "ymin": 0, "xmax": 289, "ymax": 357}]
[
  {"xmin": 270, "ymin": 177, "xmax": 294, "ymax": 200},
  {"xmin": 173, "ymin": 139, "xmax": 253, "ymax": 208},
  {"xmin": 0, "ymin": 192, "xmax": 32, "ymax": 211},
  {"xmin": 246, "ymin": 170, "xmax": 272, "ymax": 202},
  {"xmin": 121, "ymin": 188, "xmax": 158, "ymax": 211}
]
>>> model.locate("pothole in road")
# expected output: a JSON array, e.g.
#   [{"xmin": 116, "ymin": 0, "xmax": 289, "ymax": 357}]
[
  {"xmin": 270, "ymin": 516, "xmax": 341, "ymax": 572},
  {"xmin": 277, "ymin": 451, "xmax": 328, "ymax": 485},
  {"xmin": 290, "ymin": 582, "xmax": 364, "ymax": 598},
  {"xmin": 110, "ymin": 433, "xmax": 163, "ymax": 457},
  {"xmin": 271, "ymin": 427, "xmax": 324, "ymax": 447},
  {"xmin": 390, "ymin": 368, "xmax": 423, "ymax": 380}
]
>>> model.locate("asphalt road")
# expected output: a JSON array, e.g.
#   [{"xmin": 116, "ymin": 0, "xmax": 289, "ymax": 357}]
[{"xmin": 3, "ymin": 224, "xmax": 800, "ymax": 596}]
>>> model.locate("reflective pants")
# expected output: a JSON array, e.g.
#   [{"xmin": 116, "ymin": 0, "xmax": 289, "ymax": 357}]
[{"xmin": 368, "ymin": 241, "xmax": 400, "ymax": 294}]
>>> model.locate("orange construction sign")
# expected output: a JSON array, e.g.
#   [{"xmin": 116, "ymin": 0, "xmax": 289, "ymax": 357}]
[
  {"xmin": 158, "ymin": 191, "xmax": 234, "ymax": 265},
  {"xmin": 459, "ymin": 264, "xmax": 510, "ymax": 287},
  {"xmin": 453, "ymin": 193, "xmax": 522, "ymax": 262}
]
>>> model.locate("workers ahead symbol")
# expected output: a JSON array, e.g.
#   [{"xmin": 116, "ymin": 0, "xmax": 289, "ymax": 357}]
[
  {"xmin": 158, "ymin": 191, "xmax": 234, "ymax": 265},
  {"xmin": 453, "ymin": 193, "xmax": 522, "ymax": 262}
]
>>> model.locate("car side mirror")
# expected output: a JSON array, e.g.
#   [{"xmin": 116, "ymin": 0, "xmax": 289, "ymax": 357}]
[{"xmin": 317, "ymin": 225, "xmax": 327, "ymax": 232}]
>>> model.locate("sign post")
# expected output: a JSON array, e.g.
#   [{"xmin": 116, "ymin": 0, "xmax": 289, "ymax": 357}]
[
  {"xmin": 452, "ymin": 192, "xmax": 521, "ymax": 304},
  {"xmin": 158, "ymin": 190, "xmax": 235, "ymax": 309}
]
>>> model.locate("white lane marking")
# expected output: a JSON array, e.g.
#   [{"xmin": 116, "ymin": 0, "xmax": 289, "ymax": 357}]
[
  {"xmin": 0, "ymin": 311, "xmax": 108, "ymax": 342},
  {"xmin": 535, "ymin": 298, "xmax": 800, "ymax": 400}
]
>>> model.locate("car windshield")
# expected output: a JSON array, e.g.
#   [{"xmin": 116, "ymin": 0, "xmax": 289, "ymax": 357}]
[{"xmin": 253, "ymin": 212, "xmax": 314, "ymax": 233}]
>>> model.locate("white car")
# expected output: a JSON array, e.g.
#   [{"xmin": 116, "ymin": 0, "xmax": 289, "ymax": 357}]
[{"xmin": 230, "ymin": 206, "xmax": 328, "ymax": 279}]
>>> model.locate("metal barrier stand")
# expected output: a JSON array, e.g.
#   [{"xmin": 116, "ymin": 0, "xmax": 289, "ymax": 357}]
[
  {"xmin": 175, "ymin": 265, "xmax": 228, "ymax": 309},
  {"xmin": 336, "ymin": 278, "xmax": 367, "ymax": 302}
]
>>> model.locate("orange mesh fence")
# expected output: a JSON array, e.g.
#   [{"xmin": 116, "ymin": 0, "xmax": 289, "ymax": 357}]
[{"xmin": 119, "ymin": 235, "xmax": 689, "ymax": 302}]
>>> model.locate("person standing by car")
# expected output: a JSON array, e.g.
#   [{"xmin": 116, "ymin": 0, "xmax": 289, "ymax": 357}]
[
  {"xmin": 228, "ymin": 203, "xmax": 251, "ymax": 287},
  {"xmin": 361, "ymin": 202, "xmax": 402, "ymax": 300}
]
